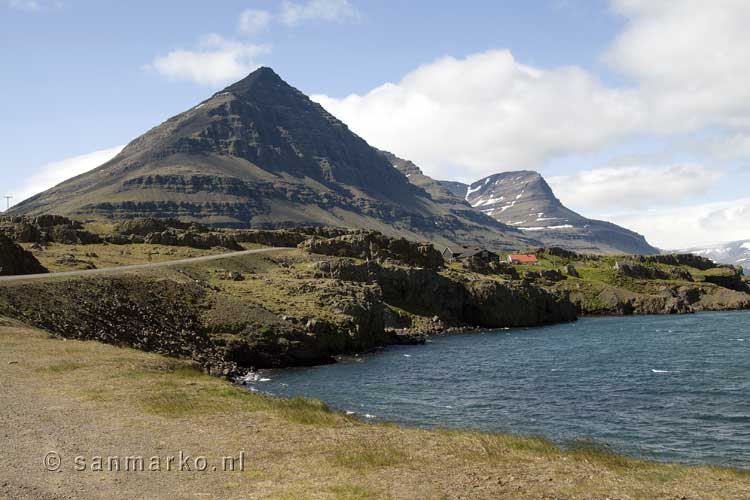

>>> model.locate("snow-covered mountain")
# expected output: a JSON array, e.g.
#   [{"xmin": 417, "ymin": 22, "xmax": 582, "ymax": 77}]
[
  {"xmin": 680, "ymin": 240, "xmax": 750, "ymax": 272},
  {"xmin": 440, "ymin": 171, "xmax": 659, "ymax": 255}
]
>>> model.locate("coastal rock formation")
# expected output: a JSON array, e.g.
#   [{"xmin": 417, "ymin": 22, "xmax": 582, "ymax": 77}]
[
  {"xmin": 310, "ymin": 257, "xmax": 577, "ymax": 328},
  {"xmin": 703, "ymin": 268, "xmax": 750, "ymax": 293},
  {"xmin": 0, "ymin": 235, "xmax": 48, "ymax": 276}
]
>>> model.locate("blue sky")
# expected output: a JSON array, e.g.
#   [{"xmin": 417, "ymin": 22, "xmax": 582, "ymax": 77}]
[{"xmin": 1, "ymin": 0, "xmax": 749, "ymax": 248}]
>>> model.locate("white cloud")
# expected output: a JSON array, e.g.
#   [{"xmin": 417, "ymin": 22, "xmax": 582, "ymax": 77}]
[
  {"xmin": 280, "ymin": 0, "xmax": 361, "ymax": 26},
  {"xmin": 605, "ymin": 0, "xmax": 750, "ymax": 133},
  {"xmin": 313, "ymin": 50, "xmax": 644, "ymax": 180},
  {"xmin": 12, "ymin": 145, "xmax": 124, "ymax": 206},
  {"xmin": 238, "ymin": 9, "xmax": 273, "ymax": 35},
  {"xmin": 312, "ymin": 1, "xmax": 750, "ymax": 181},
  {"xmin": 604, "ymin": 198, "xmax": 750, "ymax": 249},
  {"xmin": 148, "ymin": 34, "xmax": 270, "ymax": 86},
  {"xmin": 548, "ymin": 165, "xmax": 724, "ymax": 211}
]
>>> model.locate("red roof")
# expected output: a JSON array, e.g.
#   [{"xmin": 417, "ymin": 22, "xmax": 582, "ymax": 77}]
[{"xmin": 509, "ymin": 254, "xmax": 538, "ymax": 263}]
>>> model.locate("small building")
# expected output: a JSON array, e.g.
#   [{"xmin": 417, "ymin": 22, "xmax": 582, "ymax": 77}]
[
  {"xmin": 507, "ymin": 254, "xmax": 539, "ymax": 265},
  {"xmin": 442, "ymin": 246, "xmax": 499, "ymax": 263}
]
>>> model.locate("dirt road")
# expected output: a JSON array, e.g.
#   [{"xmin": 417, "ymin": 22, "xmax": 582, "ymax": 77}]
[{"xmin": 0, "ymin": 247, "xmax": 290, "ymax": 283}]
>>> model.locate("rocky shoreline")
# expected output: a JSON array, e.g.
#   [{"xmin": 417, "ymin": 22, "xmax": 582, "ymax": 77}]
[{"xmin": 1, "ymin": 221, "xmax": 748, "ymax": 379}]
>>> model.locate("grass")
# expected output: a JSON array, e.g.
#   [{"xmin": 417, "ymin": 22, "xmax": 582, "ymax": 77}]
[
  {"xmin": 331, "ymin": 438, "xmax": 410, "ymax": 470},
  {"xmin": 39, "ymin": 360, "xmax": 85, "ymax": 373},
  {"xmin": 565, "ymin": 439, "xmax": 643, "ymax": 471},
  {"xmin": 5, "ymin": 324, "xmax": 750, "ymax": 499},
  {"xmin": 119, "ymin": 359, "xmax": 350, "ymax": 425},
  {"xmin": 22, "ymin": 242, "xmax": 227, "ymax": 272},
  {"xmin": 476, "ymin": 433, "xmax": 559, "ymax": 459},
  {"xmin": 329, "ymin": 484, "xmax": 380, "ymax": 499}
]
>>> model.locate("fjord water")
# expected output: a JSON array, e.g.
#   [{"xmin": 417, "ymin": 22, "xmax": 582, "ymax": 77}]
[{"xmin": 252, "ymin": 311, "xmax": 750, "ymax": 468}]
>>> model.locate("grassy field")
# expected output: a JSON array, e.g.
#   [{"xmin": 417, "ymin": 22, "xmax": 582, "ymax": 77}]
[{"xmin": 2, "ymin": 321, "xmax": 749, "ymax": 499}]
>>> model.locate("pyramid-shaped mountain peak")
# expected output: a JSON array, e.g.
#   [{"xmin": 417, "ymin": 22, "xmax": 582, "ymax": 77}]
[
  {"xmin": 8, "ymin": 68, "xmax": 532, "ymax": 252},
  {"xmin": 221, "ymin": 66, "xmax": 287, "ymax": 96}
]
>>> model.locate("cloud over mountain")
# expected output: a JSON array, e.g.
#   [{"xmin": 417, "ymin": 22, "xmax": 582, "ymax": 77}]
[{"xmin": 313, "ymin": 1, "xmax": 750, "ymax": 181}]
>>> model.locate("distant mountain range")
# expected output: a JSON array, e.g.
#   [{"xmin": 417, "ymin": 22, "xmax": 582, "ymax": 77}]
[
  {"xmin": 10, "ymin": 67, "xmax": 657, "ymax": 255},
  {"xmin": 681, "ymin": 240, "xmax": 750, "ymax": 272},
  {"xmin": 439, "ymin": 172, "xmax": 659, "ymax": 255}
]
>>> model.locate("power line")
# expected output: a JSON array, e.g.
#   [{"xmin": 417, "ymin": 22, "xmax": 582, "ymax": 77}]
[{"xmin": 3, "ymin": 196, "xmax": 12, "ymax": 211}]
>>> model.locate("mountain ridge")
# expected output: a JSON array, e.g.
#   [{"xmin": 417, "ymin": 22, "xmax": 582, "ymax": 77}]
[
  {"xmin": 680, "ymin": 240, "xmax": 750, "ymax": 273},
  {"xmin": 438, "ymin": 171, "xmax": 659, "ymax": 255}
]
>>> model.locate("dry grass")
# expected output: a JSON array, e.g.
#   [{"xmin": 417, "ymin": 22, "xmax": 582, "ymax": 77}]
[
  {"xmin": 3, "ymin": 323, "xmax": 750, "ymax": 500},
  {"xmin": 22, "ymin": 242, "xmax": 227, "ymax": 272}
]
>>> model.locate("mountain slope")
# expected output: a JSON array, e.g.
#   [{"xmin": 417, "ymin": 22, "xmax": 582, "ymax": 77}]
[
  {"xmin": 10, "ymin": 68, "xmax": 532, "ymax": 251},
  {"xmin": 681, "ymin": 240, "xmax": 750, "ymax": 272},
  {"xmin": 440, "ymin": 171, "xmax": 659, "ymax": 255}
]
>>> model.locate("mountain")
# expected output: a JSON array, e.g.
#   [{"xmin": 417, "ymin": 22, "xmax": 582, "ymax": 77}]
[
  {"xmin": 680, "ymin": 240, "xmax": 750, "ymax": 272},
  {"xmin": 10, "ymin": 67, "xmax": 533, "ymax": 251},
  {"xmin": 440, "ymin": 171, "xmax": 659, "ymax": 255}
]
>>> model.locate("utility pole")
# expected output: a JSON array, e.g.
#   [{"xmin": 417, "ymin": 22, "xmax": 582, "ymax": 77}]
[{"xmin": 3, "ymin": 196, "xmax": 12, "ymax": 211}]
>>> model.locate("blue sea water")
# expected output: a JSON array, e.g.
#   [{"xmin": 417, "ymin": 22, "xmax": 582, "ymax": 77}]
[{"xmin": 246, "ymin": 311, "xmax": 750, "ymax": 468}]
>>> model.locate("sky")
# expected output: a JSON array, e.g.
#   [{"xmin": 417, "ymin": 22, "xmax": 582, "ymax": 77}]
[{"xmin": 1, "ymin": 0, "xmax": 749, "ymax": 249}]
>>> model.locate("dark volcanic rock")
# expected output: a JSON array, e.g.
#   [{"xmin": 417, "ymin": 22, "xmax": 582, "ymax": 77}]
[
  {"xmin": 615, "ymin": 262, "xmax": 669, "ymax": 280},
  {"xmin": 300, "ymin": 230, "xmax": 444, "ymax": 269},
  {"xmin": 703, "ymin": 268, "xmax": 750, "ymax": 293},
  {"xmin": 0, "ymin": 215, "xmax": 100, "ymax": 245},
  {"xmin": 0, "ymin": 276, "xmax": 237, "ymax": 375},
  {"xmin": 108, "ymin": 218, "xmax": 242, "ymax": 250},
  {"xmin": 315, "ymin": 258, "xmax": 577, "ymax": 328},
  {"xmin": 0, "ymin": 235, "xmax": 48, "ymax": 276},
  {"xmin": 643, "ymin": 253, "xmax": 718, "ymax": 271}
]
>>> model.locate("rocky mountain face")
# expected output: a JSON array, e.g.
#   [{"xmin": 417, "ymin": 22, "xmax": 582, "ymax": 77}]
[
  {"xmin": 10, "ymin": 68, "xmax": 533, "ymax": 252},
  {"xmin": 440, "ymin": 171, "xmax": 659, "ymax": 255},
  {"xmin": 681, "ymin": 240, "xmax": 750, "ymax": 273}
]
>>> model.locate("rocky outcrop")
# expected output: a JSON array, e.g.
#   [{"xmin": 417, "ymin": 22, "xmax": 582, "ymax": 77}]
[
  {"xmin": 463, "ymin": 280, "xmax": 577, "ymax": 327},
  {"xmin": 463, "ymin": 258, "xmax": 520, "ymax": 279},
  {"xmin": 311, "ymin": 258, "xmax": 577, "ymax": 328},
  {"xmin": 300, "ymin": 231, "xmax": 444, "ymax": 270},
  {"xmin": 615, "ymin": 262, "xmax": 669, "ymax": 280},
  {"xmin": 108, "ymin": 218, "xmax": 242, "ymax": 250},
  {"xmin": 205, "ymin": 279, "xmax": 387, "ymax": 369},
  {"xmin": 0, "ymin": 215, "xmax": 101, "ymax": 245},
  {"xmin": 569, "ymin": 282, "xmax": 750, "ymax": 316},
  {"xmin": 564, "ymin": 264, "xmax": 580, "ymax": 278},
  {"xmin": 0, "ymin": 276, "xmax": 237, "ymax": 375},
  {"xmin": 643, "ymin": 253, "xmax": 717, "ymax": 270},
  {"xmin": 143, "ymin": 230, "xmax": 242, "ymax": 250},
  {"xmin": 0, "ymin": 235, "xmax": 48, "ymax": 276},
  {"xmin": 703, "ymin": 268, "xmax": 750, "ymax": 293}
]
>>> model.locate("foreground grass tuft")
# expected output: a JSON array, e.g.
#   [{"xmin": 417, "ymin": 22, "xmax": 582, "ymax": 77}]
[
  {"xmin": 329, "ymin": 484, "xmax": 379, "ymax": 499},
  {"xmin": 332, "ymin": 437, "xmax": 410, "ymax": 470},
  {"xmin": 565, "ymin": 439, "xmax": 643, "ymax": 470},
  {"xmin": 40, "ymin": 361, "xmax": 85, "ymax": 374}
]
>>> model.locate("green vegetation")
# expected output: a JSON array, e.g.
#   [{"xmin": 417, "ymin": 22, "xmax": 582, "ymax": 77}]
[{"xmin": 509, "ymin": 250, "xmax": 750, "ymax": 315}]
